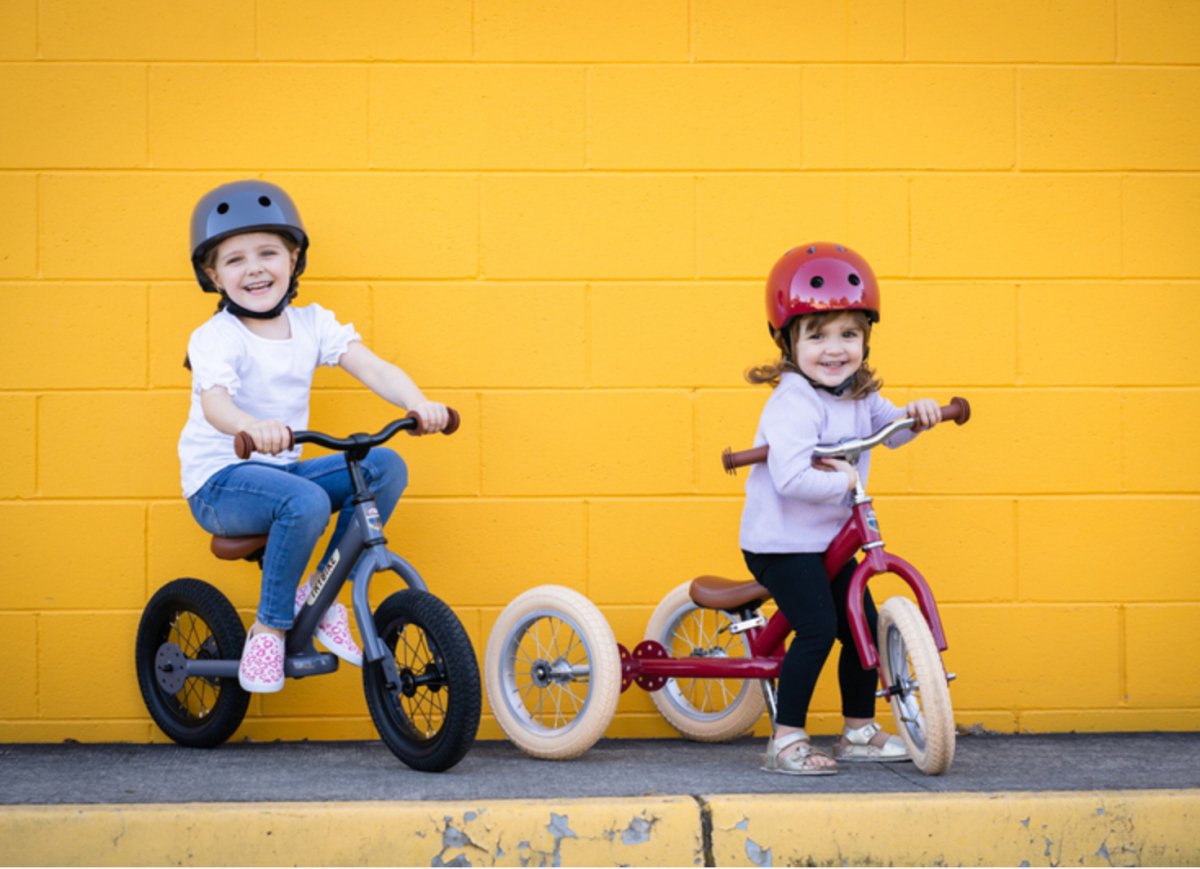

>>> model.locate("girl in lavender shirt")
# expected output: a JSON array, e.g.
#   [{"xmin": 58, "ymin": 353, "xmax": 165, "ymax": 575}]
[{"xmin": 741, "ymin": 243, "xmax": 940, "ymax": 776}]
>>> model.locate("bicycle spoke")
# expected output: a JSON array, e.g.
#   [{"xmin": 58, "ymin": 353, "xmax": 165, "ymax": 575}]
[
  {"xmin": 562, "ymin": 682, "xmax": 583, "ymax": 716},
  {"xmin": 717, "ymin": 679, "xmax": 734, "ymax": 708},
  {"xmin": 519, "ymin": 680, "xmax": 538, "ymax": 704},
  {"xmin": 551, "ymin": 684, "xmax": 565, "ymax": 728},
  {"xmin": 551, "ymin": 618, "xmax": 570, "ymax": 660},
  {"xmin": 531, "ymin": 620, "xmax": 552, "ymax": 662},
  {"xmin": 674, "ymin": 617, "xmax": 698, "ymax": 652},
  {"xmin": 562, "ymin": 630, "xmax": 581, "ymax": 661},
  {"xmin": 532, "ymin": 680, "xmax": 549, "ymax": 723}
]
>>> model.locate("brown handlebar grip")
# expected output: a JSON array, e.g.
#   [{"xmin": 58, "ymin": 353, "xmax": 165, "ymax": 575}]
[
  {"xmin": 405, "ymin": 407, "xmax": 461, "ymax": 436},
  {"xmin": 722, "ymin": 444, "xmax": 769, "ymax": 474},
  {"xmin": 941, "ymin": 397, "xmax": 971, "ymax": 425},
  {"xmin": 233, "ymin": 428, "xmax": 295, "ymax": 459},
  {"xmin": 234, "ymin": 432, "xmax": 254, "ymax": 459}
]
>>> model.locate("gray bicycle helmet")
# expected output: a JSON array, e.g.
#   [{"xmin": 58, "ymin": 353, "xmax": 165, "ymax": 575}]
[{"xmin": 190, "ymin": 179, "xmax": 309, "ymax": 295}]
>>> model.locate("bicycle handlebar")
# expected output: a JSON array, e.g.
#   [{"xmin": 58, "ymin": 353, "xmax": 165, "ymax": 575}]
[
  {"xmin": 234, "ymin": 407, "xmax": 461, "ymax": 460},
  {"xmin": 721, "ymin": 397, "xmax": 970, "ymax": 474}
]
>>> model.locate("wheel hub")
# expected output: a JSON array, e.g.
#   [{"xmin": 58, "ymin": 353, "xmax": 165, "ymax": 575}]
[
  {"xmin": 398, "ymin": 668, "xmax": 417, "ymax": 697},
  {"xmin": 529, "ymin": 657, "xmax": 574, "ymax": 687},
  {"xmin": 397, "ymin": 663, "xmax": 446, "ymax": 697},
  {"xmin": 155, "ymin": 643, "xmax": 188, "ymax": 694},
  {"xmin": 423, "ymin": 663, "xmax": 444, "ymax": 693}
]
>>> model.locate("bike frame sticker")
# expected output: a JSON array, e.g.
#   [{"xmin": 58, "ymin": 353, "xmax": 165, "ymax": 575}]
[{"xmin": 307, "ymin": 549, "xmax": 341, "ymax": 605}]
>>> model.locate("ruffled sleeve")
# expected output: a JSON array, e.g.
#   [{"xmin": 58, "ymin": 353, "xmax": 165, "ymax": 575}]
[
  {"xmin": 311, "ymin": 303, "xmax": 361, "ymax": 367},
  {"xmin": 187, "ymin": 319, "xmax": 243, "ymax": 396}
]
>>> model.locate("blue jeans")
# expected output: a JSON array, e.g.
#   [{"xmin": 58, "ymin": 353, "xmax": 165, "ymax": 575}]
[{"xmin": 187, "ymin": 448, "xmax": 407, "ymax": 630}]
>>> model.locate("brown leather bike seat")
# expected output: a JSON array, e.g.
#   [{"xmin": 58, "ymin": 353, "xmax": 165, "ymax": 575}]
[
  {"xmin": 689, "ymin": 576, "xmax": 770, "ymax": 610},
  {"xmin": 210, "ymin": 534, "xmax": 269, "ymax": 561}
]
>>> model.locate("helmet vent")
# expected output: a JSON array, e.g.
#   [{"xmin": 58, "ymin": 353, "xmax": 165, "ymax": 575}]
[
  {"xmin": 807, "ymin": 246, "xmax": 817, "ymax": 254},
  {"xmin": 810, "ymin": 276, "xmax": 824, "ymax": 288},
  {"xmin": 848, "ymin": 274, "xmax": 861, "ymax": 286},
  {"xmin": 216, "ymin": 202, "xmax": 229, "ymax": 214},
  {"xmin": 258, "ymin": 195, "xmax": 272, "ymax": 207}
]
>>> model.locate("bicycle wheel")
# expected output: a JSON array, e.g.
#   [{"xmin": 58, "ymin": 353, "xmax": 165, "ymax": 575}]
[
  {"xmin": 135, "ymin": 578, "xmax": 250, "ymax": 748},
  {"xmin": 877, "ymin": 595, "xmax": 955, "ymax": 775},
  {"xmin": 485, "ymin": 585, "xmax": 620, "ymax": 760},
  {"xmin": 362, "ymin": 589, "xmax": 481, "ymax": 772},
  {"xmin": 644, "ymin": 581, "xmax": 766, "ymax": 741}
]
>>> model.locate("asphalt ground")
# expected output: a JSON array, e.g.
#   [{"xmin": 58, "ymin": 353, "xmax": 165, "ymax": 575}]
[
  {"xmin": 2, "ymin": 733, "xmax": 1198, "ymax": 866},
  {"xmin": 2, "ymin": 732, "xmax": 1199, "ymax": 804}
]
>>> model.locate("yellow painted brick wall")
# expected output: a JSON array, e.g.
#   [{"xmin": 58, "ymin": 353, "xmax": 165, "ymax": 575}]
[{"xmin": 1, "ymin": 0, "xmax": 1197, "ymax": 744}]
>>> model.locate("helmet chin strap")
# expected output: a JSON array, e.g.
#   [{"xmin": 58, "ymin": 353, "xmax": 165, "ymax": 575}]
[
  {"xmin": 217, "ymin": 279, "xmax": 298, "ymax": 320},
  {"xmin": 784, "ymin": 346, "xmax": 870, "ymax": 398},
  {"xmin": 805, "ymin": 372, "xmax": 857, "ymax": 397}
]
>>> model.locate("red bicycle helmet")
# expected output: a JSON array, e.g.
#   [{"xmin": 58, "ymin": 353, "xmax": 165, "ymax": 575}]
[{"xmin": 765, "ymin": 242, "xmax": 880, "ymax": 331}]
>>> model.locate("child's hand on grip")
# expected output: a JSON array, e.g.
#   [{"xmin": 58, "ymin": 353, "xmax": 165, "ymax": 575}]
[
  {"xmin": 245, "ymin": 419, "xmax": 291, "ymax": 455},
  {"xmin": 814, "ymin": 457, "xmax": 860, "ymax": 491},
  {"xmin": 411, "ymin": 401, "xmax": 450, "ymax": 435},
  {"xmin": 906, "ymin": 399, "xmax": 942, "ymax": 432}
]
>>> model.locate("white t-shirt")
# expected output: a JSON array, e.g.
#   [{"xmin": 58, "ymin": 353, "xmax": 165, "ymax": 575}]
[
  {"xmin": 738, "ymin": 372, "xmax": 916, "ymax": 553},
  {"xmin": 178, "ymin": 304, "xmax": 360, "ymax": 497}
]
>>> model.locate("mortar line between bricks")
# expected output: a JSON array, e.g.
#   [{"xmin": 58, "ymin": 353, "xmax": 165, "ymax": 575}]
[
  {"xmin": 9, "ymin": 59, "xmax": 1199, "ymax": 67},
  {"xmin": 5, "ymin": 276, "xmax": 1200, "ymax": 285},
  {"xmin": 9, "ymin": 167, "xmax": 1200, "ymax": 176}
]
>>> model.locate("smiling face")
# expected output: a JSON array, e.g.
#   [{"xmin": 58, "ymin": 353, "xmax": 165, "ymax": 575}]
[
  {"xmin": 203, "ymin": 232, "xmax": 299, "ymax": 316},
  {"xmin": 792, "ymin": 312, "xmax": 866, "ymax": 388}
]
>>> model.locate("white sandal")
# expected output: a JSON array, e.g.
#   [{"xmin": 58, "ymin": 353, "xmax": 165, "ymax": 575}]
[
  {"xmin": 832, "ymin": 721, "xmax": 910, "ymax": 763},
  {"xmin": 761, "ymin": 731, "xmax": 838, "ymax": 776}
]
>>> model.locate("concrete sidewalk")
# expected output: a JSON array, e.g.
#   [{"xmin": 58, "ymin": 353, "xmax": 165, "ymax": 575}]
[{"xmin": 2, "ymin": 733, "xmax": 1198, "ymax": 866}]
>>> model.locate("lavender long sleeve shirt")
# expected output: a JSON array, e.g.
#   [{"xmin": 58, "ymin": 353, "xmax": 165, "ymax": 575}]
[{"xmin": 738, "ymin": 372, "xmax": 916, "ymax": 554}]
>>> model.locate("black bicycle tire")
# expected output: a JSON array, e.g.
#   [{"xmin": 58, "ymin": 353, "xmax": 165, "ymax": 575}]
[
  {"xmin": 363, "ymin": 589, "xmax": 481, "ymax": 772},
  {"xmin": 135, "ymin": 577, "xmax": 250, "ymax": 748}
]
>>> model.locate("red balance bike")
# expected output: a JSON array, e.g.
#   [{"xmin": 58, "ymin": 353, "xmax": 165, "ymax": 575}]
[{"xmin": 484, "ymin": 398, "xmax": 970, "ymax": 775}]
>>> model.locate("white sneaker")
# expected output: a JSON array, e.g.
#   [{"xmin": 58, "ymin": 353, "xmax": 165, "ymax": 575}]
[
  {"xmin": 295, "ymin": 581, "xmax": 363, "ymax": 667},
  {"xmin": 238, "ymin": 631, "xmax": 285, "ymax": 693}
]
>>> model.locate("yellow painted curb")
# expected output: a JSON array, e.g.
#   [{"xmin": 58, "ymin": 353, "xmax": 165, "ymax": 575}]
[
  {"xmin": 3, "ymin": 790, "xmax": 1197, "ymax": 866},
  {"xmin": 0, "ymin": 796, "xmax": 703, "ymax": 867},
  {"xmin": 706, "ymin": 790, "xmax": 1200, "ymax": 867}
]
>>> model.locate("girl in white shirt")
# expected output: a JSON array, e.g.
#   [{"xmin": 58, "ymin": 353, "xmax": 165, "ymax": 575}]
[
  {"xmin": 179, "ymin": 180, "xmax": 449, "ymax": 694},
  {"xmin": 741, "ymin": 243, "xmax": 940, "ymax": 775}
]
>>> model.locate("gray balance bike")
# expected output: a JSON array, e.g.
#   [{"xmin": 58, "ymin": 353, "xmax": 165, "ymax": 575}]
[{"xmin": 135, "ymin": 411, "xmax": 480, "ymax": 772}]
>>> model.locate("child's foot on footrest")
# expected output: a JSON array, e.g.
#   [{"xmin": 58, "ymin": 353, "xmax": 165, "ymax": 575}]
[
  {"xmin": 239, "ymin": 630, "xmax": 285, "ymax": 693},
  {"xmin": 294, "ymin": 579, "xmax": 362, "ymax": 667},
  {"xmin": 315, "ymin": 602, "xmax": 362, "ymax": 667}
]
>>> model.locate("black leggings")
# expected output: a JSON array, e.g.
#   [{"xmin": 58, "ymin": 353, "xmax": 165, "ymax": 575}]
[{"xmin": 743, "ymin": 551, "xmax": 879, "ymax": 729}]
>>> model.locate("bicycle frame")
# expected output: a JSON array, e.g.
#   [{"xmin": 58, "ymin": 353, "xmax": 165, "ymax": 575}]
[
  {"xmin": 181, "ymin": 451, "xmax": 427, "ymax": 684},
  {"xmin": 620, "ymin": 486, "xmax": 948, "ymax": 687}
]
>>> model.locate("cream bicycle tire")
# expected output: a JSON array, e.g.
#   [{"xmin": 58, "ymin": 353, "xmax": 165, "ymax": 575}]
[
  {"xmin": 485, "ymin": 585, "xmax": 620, "ymax": 760},
  {"xmin": 877, "ymin": 595, "xmax": 955, "ymax": 775}
]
